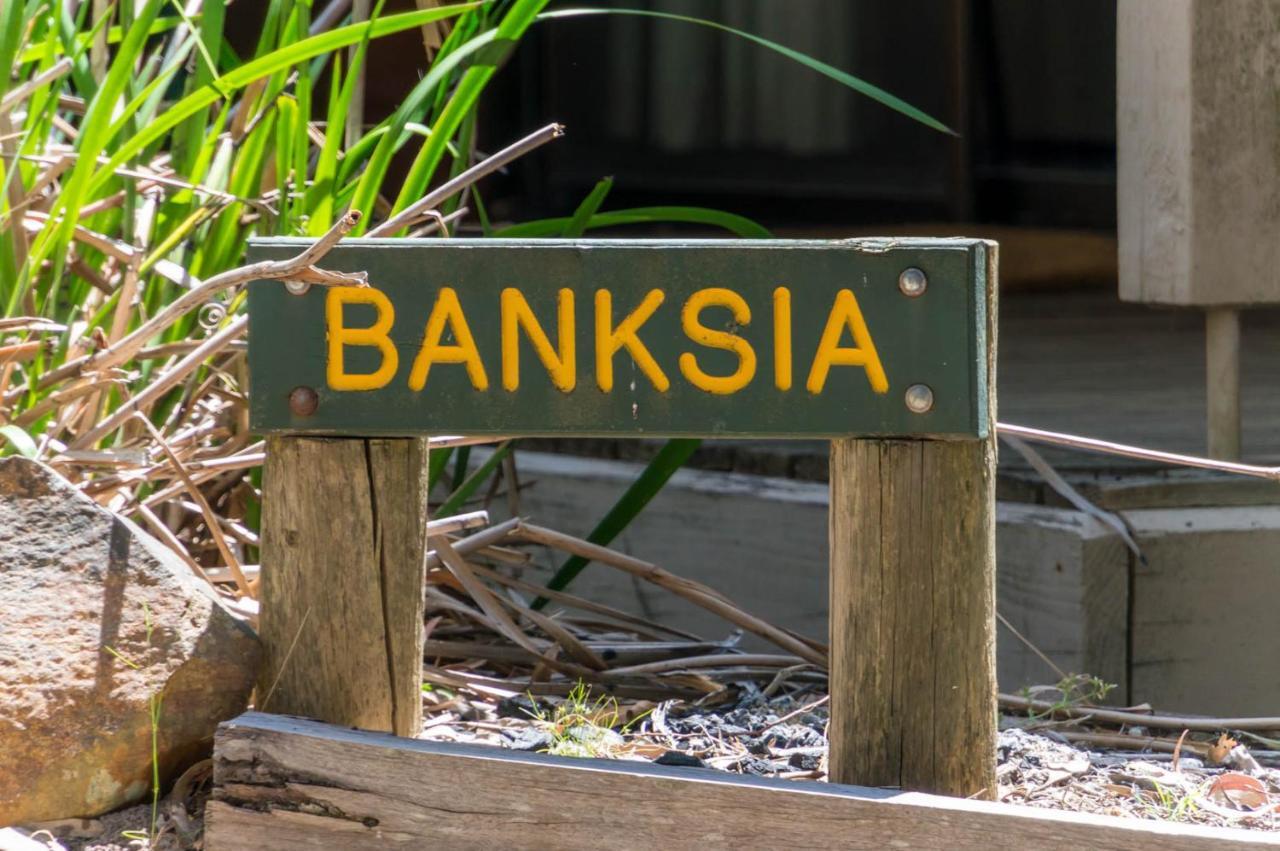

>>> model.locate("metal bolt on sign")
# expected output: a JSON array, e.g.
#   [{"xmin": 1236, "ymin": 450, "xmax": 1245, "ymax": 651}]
[
  {"xmin": 905, "ymin": 383, "xmax": 934, "ymax": 413},
  {"xmin": 898, "ymin": 266, "xmax": 928, "ymax": 298},
  {"xmin": 288, "ymin": 386, "xmax": 319, "ymax": 417}
]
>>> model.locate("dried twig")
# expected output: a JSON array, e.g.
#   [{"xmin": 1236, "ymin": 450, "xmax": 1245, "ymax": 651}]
[
  {"xmin": 367, "ymin": 124, "xmax": 564, "ymax": 237},
  {"xmin": 512, "ymin": 522, "xmax": 827, "ymax": 667},
  {"xmin": 1000, "ymin": 693, "xmax": 1280, "ymax": 732},
  {"xmin": 135, "ymin": 415, "xmax": 251, "ymax": 597}
]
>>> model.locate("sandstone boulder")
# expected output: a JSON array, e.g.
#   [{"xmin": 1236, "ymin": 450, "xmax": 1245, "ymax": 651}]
[{"xmin": 0, "ymin": 457, "xmax": 260, "ymax": 825}]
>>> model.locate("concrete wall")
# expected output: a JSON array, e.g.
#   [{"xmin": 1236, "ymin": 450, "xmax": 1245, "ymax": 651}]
[
  {"xmin": 1118, "ymin": 0, "xmax": 1280, "ymax": 305},
  {"xmin": 1126, "ymin": 505, "xmax": 1280, "ymax": 714}
]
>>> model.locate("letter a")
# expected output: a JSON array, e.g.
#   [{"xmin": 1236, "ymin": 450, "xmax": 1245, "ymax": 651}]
[
  {"xmin": 806, "ymin": 289, "xmax": 888, "ymax": 394},
  {"xmin": 409, "ymin": 287, "xmax": 489, "ymax": 391}
]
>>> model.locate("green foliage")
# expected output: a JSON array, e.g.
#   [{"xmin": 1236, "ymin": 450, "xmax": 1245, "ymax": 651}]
[
  {"xmin": 524, "ymin": 680, "xmax": 646, "ymax": 759},
  {"xmin": 540, "ymin": 7, "xmax": 954, "ymax": 135},
  {"xmin": 108, "ymin": 603, "xmax": 163, "ymax": 846},
  {"xmin": 438, "ymin": 439, "xmax": 512, "ymax": 517},
  {"xmin": 495, "ymin": 206, "xmax": 772, "ymax": 239},
  {"xmin": 1019, "ymin": 673, "xmax": 1118, "ymax": 720},
  {"xmin": 536, "ymin": 437, "xmax": 700, "ymax": 607},
  {"xmin": 1, "ymin": 0, "xmax": 947, "ymax": 594}
]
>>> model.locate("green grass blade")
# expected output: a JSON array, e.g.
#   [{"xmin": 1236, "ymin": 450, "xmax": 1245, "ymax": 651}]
[
  {"xmin": 428, "ymin": 445, "xmax": 454, "ymax": 490},
  {"xmin": 275, "ymin": 93, "xmax": 298, "ymax": 228},
  {"xmin": 116, "ymin": 34, "xmax": 197, "ymax": 137},
  {"xmin": 16, "ymin": 16, "xmax": 184, "ymax": 65},
  {"xmin": 305, "ymin": 49, "xmax": 348, "ymax": 233},
  {"xmin": 535, "ymin": 438, "xmax": 701, "ymax": 605},
  {"xmin": 0, "ymin": 424, "xmax": 38, "ymax": 459},
  {"xmin": 56, "ymin": 1, "xmax": 119, "ymax": 100},
  {"xmin": 25, "ymin": 0, "xmax": 165, "ymax": 306},
  {"xmin": 563, "ymin": 176, "xmax": 612, "ymax": 238},
  {"xmin": 437, "ymin": 441, "xmax": 512, "ymax": 517},
  {"xmin": 470, "ymin": 184, "xmax": 494, "ymax": 236},
  {"xmin": 177, "ymin": 0, "xmax": 224, "ymax": 173},
  {"xmin": 450, "ymin": 445, "xmax": 472, "ymax": 493},
  {"xmin": 83, "ymin": 2, "xmax": 482, "ymax": 201},
  {"xmin": 0, "ymin": 0, "xmax": 32, "ymax": 105},
  {"xmin": 538, "ymin": 7, "xmax": 954, "ymax": 135},
  {"xmin": 495, "ymin": 206, "xmax": 772, "ymax": 239},
  {"xmin": 387, "ymin": 0, "xmax": 550, "ymax": 227},
  {"xmin": 347, "ymin": 20, "xmax": 509, "ymax": 231}
]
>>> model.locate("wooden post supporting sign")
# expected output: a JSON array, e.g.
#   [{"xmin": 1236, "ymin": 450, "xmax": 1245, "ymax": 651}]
[
  {"xmin": 258, "ymin": 436, "xmax": 427, "ymax": 737},
  {"xmin": 828, "ymin": 248, "xmax": 997, "ymax": 796},
  {"xmin": 248, "ymin": 237, "xmax": 997, "ymax": 796}
]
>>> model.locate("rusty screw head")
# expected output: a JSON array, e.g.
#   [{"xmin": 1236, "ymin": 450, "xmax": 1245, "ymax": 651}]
[{"xmin": 288, "ymin": 386, "xmax": 319, "ymax": 417}]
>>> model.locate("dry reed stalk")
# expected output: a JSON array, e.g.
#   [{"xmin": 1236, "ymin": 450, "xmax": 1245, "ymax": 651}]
[
  {"xmin": 601, "ymin": 654, "xmax": 811, "ymax": 678},
  {"xmin": 366, "ymin": 124, "xmax": 564, "ymax": 236},
  {"xmin": 426, "ymin": 517, "xmax": 520, "ymax": 569},
  {"xmin": 135, "ymin": 415, "xmax": 251, "ymax": 597},
  {"xmin": 430, "ymin": 535, "xmax": 593, "ymax": 678},
  {"xmin": 134, "ymin": 502, "xmax": 216, "ymax": 587},
  {"xmin": 464, "ymin": 559, "xmax": 703, "ymax": 642},
  {"xmin": 1000, "ymin": 694, "xmax": 1280, "ymax": 732},
  {"xmin": 72, "ymin": 316, "xmax": 247, "ymax": 448},
  {"xmin": 511, "ymin": 522, "xmax": 828, "ymax": 668},
  {"xmin": 425, "ymin": 510, "xmax": 489, "ymax": 536}
]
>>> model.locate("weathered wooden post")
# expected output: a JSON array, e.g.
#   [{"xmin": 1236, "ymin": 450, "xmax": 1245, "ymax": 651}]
[
  {"xmin": 246, "ymin": 237, "xmax": 997, "ymax": 795},
  {"xmin": 257, "ymin": 435, "xmax": 427, "ymax": 736},
  {"xmin": 828, "ymin": 248, "xmax": 997, "ymax": 798}
]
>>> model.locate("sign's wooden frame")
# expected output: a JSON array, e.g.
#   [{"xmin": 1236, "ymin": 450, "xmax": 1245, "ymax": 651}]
[{"xmin": 248, "ymin": 237, "xmax": 998, "ymax": 798}]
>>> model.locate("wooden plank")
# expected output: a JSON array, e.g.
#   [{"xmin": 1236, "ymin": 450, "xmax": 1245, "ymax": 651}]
[
  {"xmin": 827, "ymin": 241, "xmax": 997, "ymax": 797},
  {"xmin": 998, "ymin": 468, "xmax": 1280, "ymax": 511},
  {"xmin": 206, "ymin": 712, "xmax": 1278, "ymax": 850},
  {"xmin": 258, "ymin": 436, "xmax": 427, "ymax": 736},
  {"xmin": 1126, "ymin": 505, "xmax": 1280, "ymax": 716},
  {"xmin": 995, "ymin": 504, "xmax": 1129, "ymax": 697},
  {"xmin": 247, "ymin": 238, "xmax": 990, "ymax": 439}
]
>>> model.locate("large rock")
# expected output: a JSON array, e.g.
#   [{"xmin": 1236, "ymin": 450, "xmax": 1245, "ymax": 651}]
[{"xmin": 0, "ymin": 457, "xmax": 260, "ymax": 825}]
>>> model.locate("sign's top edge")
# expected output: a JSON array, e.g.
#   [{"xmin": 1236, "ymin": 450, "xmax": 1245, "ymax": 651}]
[{"xmin": 247, "ymin": 236, "xmax": 990, "ymax": 251}]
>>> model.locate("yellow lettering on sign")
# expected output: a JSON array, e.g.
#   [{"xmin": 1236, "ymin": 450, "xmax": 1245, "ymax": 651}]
[
  {"xmin": 806, "ymin": 289, "xmax": 888, "ymax": 394},
  {"xmin": 408, "ymin": 287, "xmax": 489, "ymax": 391},
  {"xmin": 772, "ymin": 287, "xmax": 792, "ymax": 391},
  {"xmin": 594, "ymin": 289, "xmax": 670, "ymax": 392},
  {"xmin": 679, "ymin": 288, "xmax": 756, "ymax": 395},
  {"xmin": 326, "ymin": 287, "xmax": 399, "ymax": 391},
  {"xmin": 501, "ymin": 288, "xmax": 575, "ymax": 392}
]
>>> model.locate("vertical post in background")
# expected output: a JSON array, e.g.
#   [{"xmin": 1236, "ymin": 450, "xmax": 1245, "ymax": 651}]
[
  {"xmin": 827, "ymin": 246, "xmax": 998, "ymax": 799},
  {"xmin": 258, "ymin": 435, "xmax": 428, "ymax": 737},
  {"xmin": 1205, "ymin": 307, "xmax": 1241, "ymax": 460},
  {"xmin": 1119, "ymin": 1, "xmax": 1280, "ymax": 457}
]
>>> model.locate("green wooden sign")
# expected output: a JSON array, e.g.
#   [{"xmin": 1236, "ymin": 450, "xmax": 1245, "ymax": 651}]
[{"xmin": 247, "ymin": 238, "xmax": 991, "ymax": 438}]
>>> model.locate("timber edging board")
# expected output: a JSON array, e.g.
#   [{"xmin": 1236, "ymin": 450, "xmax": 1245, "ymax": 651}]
[
  {"xmin": 247, "ymin": 237, "xmax": 991, "ymax": 439},
  {"xmin": 205, "ymin": 712, "xmax": 1279, "ymax": 851}
]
